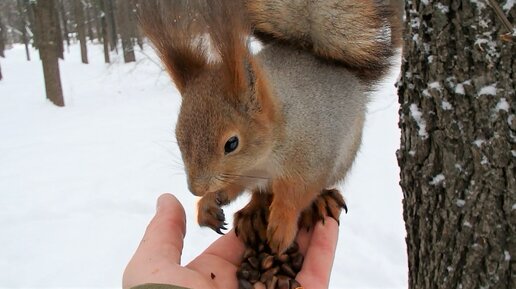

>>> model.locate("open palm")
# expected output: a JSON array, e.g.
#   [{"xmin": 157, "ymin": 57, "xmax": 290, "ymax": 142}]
[{"xmin": 123, "ymin": 194, "xmax": 339, "ymax": 289}]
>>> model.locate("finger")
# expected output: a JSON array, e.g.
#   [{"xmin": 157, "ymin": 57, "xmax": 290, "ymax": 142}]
[
  {"xmin": 190, "ymin": 229, "xmax": 245, "ymax": 267},
  {"xmin": 296, "ymin": 226, "xmax": 314, "ymax": 256},
  {"xmin": 297, "ymin": 217, "xmax": 339, "ymax": 289},
  {"xmin": 138, "ymin": 193, "xmax": 187, "ymax": 264}
]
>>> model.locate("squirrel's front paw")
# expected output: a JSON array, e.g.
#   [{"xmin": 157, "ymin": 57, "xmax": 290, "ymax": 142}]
[
  {"xmin": 267, "ymin": 207, "xmax": 298, "ymax": 254},
  {"xmin": 197, "ymin": 193, "xmax": 228, "ymax": 235}
]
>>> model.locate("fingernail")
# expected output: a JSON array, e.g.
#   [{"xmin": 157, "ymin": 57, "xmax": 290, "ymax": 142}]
[{"xmin": 156, "ymin": 195, "xmax": 164, "ymax": 213}]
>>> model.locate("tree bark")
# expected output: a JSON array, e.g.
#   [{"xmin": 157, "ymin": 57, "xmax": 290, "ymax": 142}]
[
  {"xmin": 97, "ymin": 0, "xmax": 110, "ymax": 63},
  {"xmin": 17, "ymin": 0, "xmax": 31, "ymax": 61},
  {"xmin": 74, "ymin": 0, "xmax": 88, "ymax": 64},
  {"xmin": 54, "ymin": 0, "xmax": 64, "ymax": 60},
  {"xmin": 398, "ymin": 1, "xmax": 515, "ymax": 289},
  {"xmin": 116, "ymin": 0, "xmax": 135, "ymax": 63},
  {"xmin": 0, "ymin": 15, "xmax": 5, "ymax": 58},
  {"xmin": 33, "ymin": 0, "xmax": 65, "ymax": 107},
  {"xmin": 105, "ymin": 0, "xmax": 118, "ymax": 52},
  {"xmin": 130, "ymin": 0, "xmax": 143, "ymax": 50},
  {"xmin": 93, "ymin": 0, "xmax": 103, "ymax": 43},
  {"xmin": 85, "ymin": 0, "xmax": 95, "ymax": 42},
  {"xmin": 58, "ymin": 0, "xmax": 70, "ymax": 47}
]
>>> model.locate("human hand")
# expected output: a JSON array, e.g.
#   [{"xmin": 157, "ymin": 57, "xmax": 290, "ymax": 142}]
[{"xmin": 123, "ymin": 194, "xmax": 339, "ymax": 289}]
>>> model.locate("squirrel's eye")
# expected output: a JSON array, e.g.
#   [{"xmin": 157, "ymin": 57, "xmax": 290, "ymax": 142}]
[{"xmin": 224, "ymin": 136, "xmax": 239, "ymax": 155}]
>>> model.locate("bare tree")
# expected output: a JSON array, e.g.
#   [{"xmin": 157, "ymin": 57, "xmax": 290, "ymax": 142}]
[
  {"xmin": 54, "ymin": 0, "xmax": 64, "ymax": 60},
  {"xmin": 116, "ymin": 0, "xmax": 135, "ymax": 63},
  {"xmin": 85, "ymin": 0, "xmax": 95, "ymax": 42},
  {"xmin": 105, "ymin": 0, "xmax": 118, "ymax": 52},
  {"xmin": 398, "ymin": 1, "xmax": 515, "ymax": 289},
  {"xmin": 0, "ymin": 14, "xmax": 5, "ymax": 58},
  {"xmin": 74, "ymin": 0, "xmax": 88, "ymax": 63},
  {"xmin": 58, "ymin": 0, "xmax": 70, "ymax": 47},
  {"xmin": 33, "ymin": 0, "xmax": 64, "ymax": 107},
  {"xmin": 93, "ymin": 0, "xmax": 103, "ymax": 43},
  {"xmin": 17, "ymin": 0, "xmax": 31, "ymax": 61},
  {"xmin": 97, "ymin": 0, "xmax": 110, "ymax": 63},
  {"xmin": 130, "ymin": 0, "xmax": 143, "ymax": 50}
]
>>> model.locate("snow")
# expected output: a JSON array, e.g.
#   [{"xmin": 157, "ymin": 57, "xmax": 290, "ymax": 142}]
[
  {"xmin": 429, "ymin": 174, "xmax": 445, "ymax": 186},
  {"xmin": 495, "ymin": 98, "xmax": 510, "ymax": 112},
  {"xmin": 503, "ymin": 0, "xmax": 515, "ymax": 11},
  {"xmin": 470, "ymin": 0, "xmax": 487, "ymax": 9},
  {"xmin": 428, "ymin": 82, "xmax": 442, "ymax": 90},
  {"xmin": 478, "ymin": 84, "xmax": 497, "ymax": 96},
  {"xmin": 441, "ymin": 100, "xmax": 453, "ymax": 110},
  {"xmin": 473, "ymin": 139, "xmax": 485, "ymax": 147},
  {"xmin": 456, "ymin": 200, "xmax": 466, "ymax": 207},
  {"xmin": 504, "ymin": 251, "xmax": 511, "ymax": 261},
  {"xmin": 455, "ymin": 83, "xmax": 465, "ymax": 95},
  {"xmin": 410, "ymin": 103, "xmax": 429, "ymax": 139},
  {"xmin": 0, "ymin": 44, "xmax": 407, "ymax": 289},
  {"xmin": 436, "ymin": 3, "xmax": 449, "ymax": 13}
]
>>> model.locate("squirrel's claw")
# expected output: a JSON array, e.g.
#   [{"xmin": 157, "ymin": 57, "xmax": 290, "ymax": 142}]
[
  {"xmin": 298, "ymin": 189, "xmax": 347, "ymax": 231},
  {"xmin": 197, "ymin": 195, "xmax": 228, "ymax": 235}
]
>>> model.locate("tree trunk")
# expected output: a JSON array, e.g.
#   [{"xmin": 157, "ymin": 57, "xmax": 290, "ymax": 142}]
[
  {"xmin": 105, "ymin": 0, "xmax": 118, "ymax": 52},
  {"xmin": 26, "ymin": 0, "xmax": 38, "ymax": 48},
  {"xmin": 85, "ymin": 0, "xmax": 95, "ymax": 42},
  {"xmin": 0, "ymin": 15, "xmax": 5, "ymax": 58},
  {"xmin": 58, "ymin": 0, "xmax": 70, "ymax": 47},
  {"xmin": 33, "ymin": 0, "xmax": 65, "ymax": 107},
  {"xmin": 97, "ymin": 0, "xmax": 110, "ymax": 63},
  {"xmin": 93, "ymin": 0, "xmax": 103, "ymax": 43},
  {"xmin": 130, "ymin": 0, "xmax": 143, "ymax": 50},
  {"xmin": 17, "ymin": 0, "xmax": 31, "ymax": 61},
  {"xmin": 117, "ymin": 0, "xmax": 135, "ymax": 63},
  {"xmin": 398, "ymin": 1, "xmax": 515, "ymax": 289},
  {"xmin": 54, "ymin": 0, "xmax": 64, "ymax": 60},
  {"xmin": 74, "ymin": 0, "xmax": 88, "ymax": 64}
]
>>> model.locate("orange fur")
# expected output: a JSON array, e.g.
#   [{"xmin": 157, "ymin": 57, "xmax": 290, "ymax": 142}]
[
  {"xmin": 138, "ymin": 0, "xmax": 377, "ymax": 254},
  {"xmin": 268, "ymin": 177, "xmax": 324, "ymax": 252}
]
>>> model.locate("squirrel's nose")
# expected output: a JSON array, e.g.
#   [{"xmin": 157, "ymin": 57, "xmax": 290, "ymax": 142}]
[{"xmin": 188, "ymin": 182, "xmax": 206, "ymax": 197}]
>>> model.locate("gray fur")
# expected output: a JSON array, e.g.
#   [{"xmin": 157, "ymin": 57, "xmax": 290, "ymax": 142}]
[{"xmin": 256, "ymin": 44, "xmax": 367, "ymax": 187}]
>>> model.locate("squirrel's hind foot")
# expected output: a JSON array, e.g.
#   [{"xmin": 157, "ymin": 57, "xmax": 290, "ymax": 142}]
[
  {"xmin": 233, "ymin": 193, "xmax": 272, "ymax": 246},
  {"xmin": 298, "ymin": 189, "xmax": 347, "ymax": 231}
]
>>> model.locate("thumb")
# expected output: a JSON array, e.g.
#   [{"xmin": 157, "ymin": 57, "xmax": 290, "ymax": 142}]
[
  {"xmin": 139, "ymin": 194, "xmax": 187, "ymax": 264},
  {"xmin": 123, "ymin": 194, "xmax": 187, "ymax": 289}
]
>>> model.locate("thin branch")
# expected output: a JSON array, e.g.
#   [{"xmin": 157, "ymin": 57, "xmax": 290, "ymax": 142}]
[{"xmin": 486, "ymin": 0, "xmax": 515, "ymax": 35}]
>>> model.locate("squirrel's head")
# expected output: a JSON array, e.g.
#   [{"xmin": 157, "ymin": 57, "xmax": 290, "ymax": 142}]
[
  {"xmin": 139, "ymin": 0, "xmax": 279, "ymax": 196},
  {"xmin": 176, "ymin": 65, "xmax": 277, "ymax": 196}
]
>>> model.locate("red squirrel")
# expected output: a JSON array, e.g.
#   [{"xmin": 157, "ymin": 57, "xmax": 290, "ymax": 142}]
[{"xmin": 138, "ymin": 0, "xmax": 399, "ymax": 253}]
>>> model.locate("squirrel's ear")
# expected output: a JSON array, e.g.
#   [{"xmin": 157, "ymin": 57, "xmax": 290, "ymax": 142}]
[
  {"xmin": 203, "ymin": 0, "xmax": 251, "ymax": 98},
  {"xmin": 138, "ymin": 0, "xmax": 208, "ymax": 94}
]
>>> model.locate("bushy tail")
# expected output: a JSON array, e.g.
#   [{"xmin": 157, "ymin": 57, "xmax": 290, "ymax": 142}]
[{"xmin": 245, "ymin": 0, "xmax": 400, "ymax": 78}]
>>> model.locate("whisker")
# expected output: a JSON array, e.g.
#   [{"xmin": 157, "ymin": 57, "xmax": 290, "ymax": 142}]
[
  {"xmin": 215, "ymin": 176, "xmax": 234, "ymax": 185},
  {"xmin": 222, "ymin": 173, "xmax": 270, "ymax": 180}
]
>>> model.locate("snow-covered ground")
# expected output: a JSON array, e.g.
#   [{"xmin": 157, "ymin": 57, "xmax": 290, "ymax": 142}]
[{"xmin": 0, "ymin": 44, "xmax": 407, "ymax": 289}]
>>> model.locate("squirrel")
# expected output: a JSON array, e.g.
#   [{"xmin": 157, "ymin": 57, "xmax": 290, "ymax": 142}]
[{"xmin": 138, "ymin": 0, "xmax": 399, "ymax": 253}]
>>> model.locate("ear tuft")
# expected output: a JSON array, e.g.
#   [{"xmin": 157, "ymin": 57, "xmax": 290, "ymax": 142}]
[
  {"xmin": 202, "ymin": 0, "xmax": 252, "ymax": 98},
  {"xmin": 138, "ymin": 0, "xmax": 208, "ymax": 93}
]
